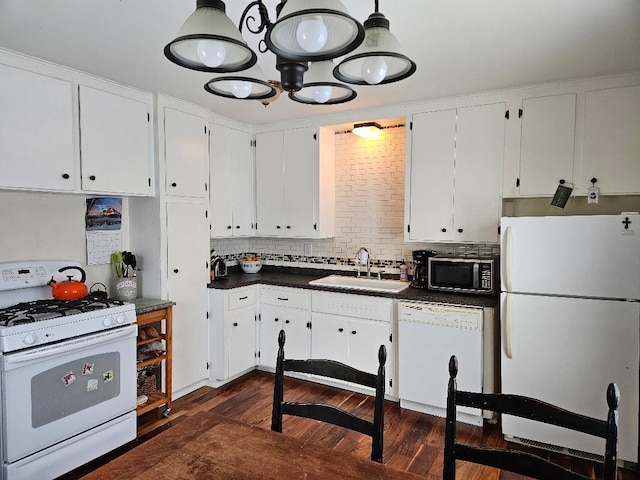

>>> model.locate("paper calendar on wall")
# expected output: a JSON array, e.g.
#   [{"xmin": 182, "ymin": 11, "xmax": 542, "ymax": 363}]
[{"xmin": 86, "ymin": 231, "xmax": 122, "ymax": 265}]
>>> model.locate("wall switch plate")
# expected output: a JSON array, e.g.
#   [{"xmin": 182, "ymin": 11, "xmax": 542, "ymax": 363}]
[
  {"xmin": 304, "ymin": 243, "xmax": 312, "ymax": 257},
  {"xmin": 587, "ymin": 186, "xmax": 599, "ymax": 204}
]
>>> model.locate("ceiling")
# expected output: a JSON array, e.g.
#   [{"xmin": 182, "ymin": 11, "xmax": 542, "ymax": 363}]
[{"xmin": 0, "ymin": 1, "xmax": 639, "ymax": 126}]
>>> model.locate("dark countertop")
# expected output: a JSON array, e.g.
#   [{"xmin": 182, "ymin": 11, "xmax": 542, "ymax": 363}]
[
  {"xmin": 132, "ymin": 298, "xmax": 176, "ymax": 315},
  {"xmin": 208, "ymin": 266, "xmax": 499, "ymax": 308}
]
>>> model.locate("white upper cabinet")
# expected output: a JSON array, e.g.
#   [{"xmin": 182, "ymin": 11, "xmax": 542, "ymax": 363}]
[
  {"xmin": 407, "ymin": 103, "xmax": 505, "ymax": 243},
  {"xmin": 210, "ymin": 124, "xmax": 254, "ymax": 237},
  {"xmin": 163, "ymin": 106, "xmax": 209, "ymax": 198},
  {"xmin": 517, "ymin": 94, "xmax": 576, "ymax": 196},
  {"xmin": 255, "ymin": 127, "xmax": 334, "ymax": 238},
  {"xmin": 79, "ymin": 85, "xmax": 153, "ymax": 195},
  {"xmin": 0, "ymin": 63, "xmax": 76, "ymax": 192},
  {"xmin": 581, "ymin": 85, "xmax": 640, "ymax": 194}
]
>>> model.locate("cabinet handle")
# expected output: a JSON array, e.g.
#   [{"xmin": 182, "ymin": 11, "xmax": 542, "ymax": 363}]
[
  {"xmin": 285, "ymin": 320, "xmax": 290, "ymax": 324},
  {"xmin": 559, "ymin": 179, "xmax": 565, "ymax": 185},
  {"xmin": 239, "ymin": 296, "xmax": 248, "ymax": 300},
  {"xmin": 236, "ymin": 225, "xmax": 240, "ymax": 229},
  {"xmin": 62, "ymin": 173, "xmax": 70, "ymax": 179},
  {"xmin": 89, "ymin": 175, "xmax": 96, "ymax": 181},
  {"xmin": 441, "ymin": 228, "xmax": 447, "ymax": 233},
  {"xmin": 274, "ymin": 318, "xmax": 279, "ymax": 322},
  {"xmin": 351, "ymin": 330, "xmax": 357, "ymax": 335},
  {"xmin": 338, "ymin": 328, "xmax": 344, "ymax": 332},
  {"xmin": 233, "ymin": 322, "xmax": 238, "ymax": 327},
  {"xmin": 227, "ymin": 226, "xmax": 232, "ymax": 230},
  {"xmin": 171, "ymin": 182, "xmax": 177, "ymax": 187},
  {"xmin": 457, "ymin": 228, "xmax": 463, "ymax": 233},
  {"xmin": 173, "ymin": 269, "xmax": 179, "ymax": 273},
  {"xmin": 591, "ymin": 177, "xmax": 598, "ymax": 184},
  {"xmin": 276, "ymin": 226, "xmax": 281, "ymax": 229},
  {"xmin": 277, "ymin": 297, "xmax": 289, "ymax": 301},
  {"xmin": 286, "ymin": 226, "xmax": 291, "ymax": 229}
]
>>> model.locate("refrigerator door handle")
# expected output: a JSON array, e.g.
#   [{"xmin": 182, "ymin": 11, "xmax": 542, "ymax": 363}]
[
  {"xmin": 503, "ymin": 293, "xmax": 513, "ymax": 359},
  {"xmin": 502, "ymin": 225, "xmax": 513, "ymax": 292}
]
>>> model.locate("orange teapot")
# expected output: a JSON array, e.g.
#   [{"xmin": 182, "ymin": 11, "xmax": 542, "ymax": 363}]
[{"xmin": 47, "ymin": 266, "xmax": 88, "ymax": 301}]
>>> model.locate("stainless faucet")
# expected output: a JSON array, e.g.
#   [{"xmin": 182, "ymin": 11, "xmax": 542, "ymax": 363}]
[{"xmin": 356, "ymin": 247, "xmax": 370, "ymax": 277}]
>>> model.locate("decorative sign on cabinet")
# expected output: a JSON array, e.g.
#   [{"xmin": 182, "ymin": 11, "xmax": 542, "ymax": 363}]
[{"xmin": 406, "ymin": 103, "xmax": 506, "ymax": 243}]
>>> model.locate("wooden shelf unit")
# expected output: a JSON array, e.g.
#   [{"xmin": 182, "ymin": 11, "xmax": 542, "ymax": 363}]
[{"xmin": 136, "ymin": 306, "xmax": 172, "ymax": 419}]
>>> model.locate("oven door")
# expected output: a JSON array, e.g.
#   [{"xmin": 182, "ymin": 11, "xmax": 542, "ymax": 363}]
[{"xmin": 1, "ymin": 325, "xmax": 136, "ymax": 463}]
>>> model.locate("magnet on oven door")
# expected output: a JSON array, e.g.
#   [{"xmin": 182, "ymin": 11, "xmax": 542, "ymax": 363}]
[
  {"xmin": 87, "ymin": 379, "xmax": 98, "ymax": 391},
  {"xmin": 82, "ymin": 362, "xmax": 94, "ymax": 375},
  {"xmin": 102, "ymin": 370, "xmax": 114, "ymax": 382},
  {"xmin": 62, "ymin": 371, "xmax": 76, "ymax": 386}
]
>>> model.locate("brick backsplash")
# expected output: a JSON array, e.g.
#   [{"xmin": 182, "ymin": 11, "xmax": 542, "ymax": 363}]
[{"xmin": 212, "ymin": 126, "xmax": 500, "ymax": 272}]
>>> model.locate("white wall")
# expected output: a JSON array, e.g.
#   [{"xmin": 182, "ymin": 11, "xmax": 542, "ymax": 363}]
[{"xmin": 0, "ymin": 190, "xmax": 130, "ymax": 294}]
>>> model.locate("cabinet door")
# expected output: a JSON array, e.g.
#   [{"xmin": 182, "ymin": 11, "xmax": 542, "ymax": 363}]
[
  {"xmin": 283, "ymin": 127, "xmax": 316, "ymax": 237},
  {"xmin": 583, "ymin": 85, "xmax": 640, "ymax": 194},
  {"xmin": 454, "ymin": 103, "xmax": 506, "ymax": 243},
  {"xmin": 232, "ymin": 129, "xmax": 254, "ymax": 236},
  {"xmin": 408, "ymin": 109, "xmax": 456, "ymax": 241},
  {"xmin": 347, "ymin": 318, "xmax": 390, "ymax": 376},
  {"xmin": 260, "ymin": 305, "xmax": 308, "ymax": 368},
  {"xmin": 210, "ymin": 124, "xmax": 235, "ymax": 236},
  {"xmin": 228, "ymin": 308, "xmax": 256, "ymax": 378},
  {"xmin": 310, "ymin": 313, "xmax": 349, "ymax": 364},
  {"xmin": 164, "ymin": 107, "xmax": 209, "ymax": 198},
  {"xmin": 79, "ymin": 85, "xmax": 151, "ymax": 195},
  {"xmin": 0, "ymin": 64, "xmax": 76, "ymax": 191},
  {"xmin": 166, "ymin": 202, "xmax": 209, "ymax": 393},
  {"xmin": 519, "ymin": 94, "xmax": 576, "ymax": 196},
  {"xmin": 255, "ymin": 131, "xmax": 285, "ymax": 236}
]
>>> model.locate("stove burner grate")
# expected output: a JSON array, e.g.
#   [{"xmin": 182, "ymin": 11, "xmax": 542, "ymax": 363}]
[{"xmin": 0, "ymin": 298, "xmax": 126, "ymax": 327}]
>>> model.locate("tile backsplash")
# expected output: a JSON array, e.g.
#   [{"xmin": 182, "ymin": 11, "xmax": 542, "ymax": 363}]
[{"xmin": 212, "ymin": 125, "xmax": 499, "ymax": 270}]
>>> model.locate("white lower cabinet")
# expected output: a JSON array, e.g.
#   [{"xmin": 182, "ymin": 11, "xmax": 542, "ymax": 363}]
[
  {"xmin": 311, "ymin": 291, "xmax": 394, "ymax": 395},
  {"xmin": 258, "ymin": 286, "xmax": 310, "ymax": 369},
  {"xmin": 209, "ymin": 286, "xmax": 257, "ymax": 383}
]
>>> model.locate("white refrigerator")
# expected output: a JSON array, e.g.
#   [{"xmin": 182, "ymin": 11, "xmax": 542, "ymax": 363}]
[{"xmin": 500, "ymin": 214, "xmax": 639, "ymax": 463}]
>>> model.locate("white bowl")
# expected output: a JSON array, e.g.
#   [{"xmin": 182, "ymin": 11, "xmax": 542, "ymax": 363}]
[{"xmin": 240, "ymin": 260, "xmax": 262, "ymax": 274}]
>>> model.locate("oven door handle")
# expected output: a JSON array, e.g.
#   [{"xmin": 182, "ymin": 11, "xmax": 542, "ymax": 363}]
[{"xmin": 4, "ymin": 325, "xmax": 135, "ymax": 365}]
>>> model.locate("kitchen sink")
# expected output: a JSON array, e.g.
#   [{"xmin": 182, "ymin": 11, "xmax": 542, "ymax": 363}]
[{"xmin": 308, "ymin": 274, "xmax": 411, "ymax": 294}]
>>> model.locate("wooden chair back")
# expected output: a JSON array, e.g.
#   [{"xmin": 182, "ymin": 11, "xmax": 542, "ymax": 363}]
[
  {"xmin": 443, "ymin": 355, "xmax": 619, "ymax": 480},
  {"xmin": 271, "ymin": 329, "xmax": 387, "ymax": 463}
]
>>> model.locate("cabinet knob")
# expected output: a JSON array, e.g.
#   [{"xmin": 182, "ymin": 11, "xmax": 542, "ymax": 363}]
[
  {"xmin": 338, "ymin": 328, "xmax": 344, "ymax": 332},
  {"xmin": 62, "ymin": 173, "xmax": 70, "ymax": 179},
  {"xmin": 173, "ymin": 269, "xmax": 179, "ymax": 273},
  {"xmin": 286, "ymin": 226, "xmax": 291, "ymax": 229},
  {"xmin": 559, "ymin": 179, "xmax": 565, "ymax": 185},
  {"xmin": 274, "ymin": 318, "xmax": 279, "ymax": 322},
  {"xmin": 351, "ymin": 330, "xmax": 357, "ymax": 335},
  {"xmin": 89, "ymin": 175, "xmax": 96, "ymax": 181},
  {"xmin": 236, "ymin": 225, "xmax": 240, "ymax": 229},
  {"xmin": 276, "ymin": 226, "xmax": 281, "ymax": 229},
  {"xmin": 171, "ymin": 182, "xmax": 177, "ymax": 187},
  {"xmin": 227, "ymin": 226, "xmax": 232, "ymax": 230},
  {"xmin": 457, "ymin": 228, "xmax": 463, "ymax": 233},
  {"xmin": 441, "ymin": 228, "xmax": 447, "ymax": 233},
  {"xmin": 233, "ymin": 322, "xmax": 238, "ymax": 327},
  {"xmin": 285, "ymin": 319, "xmax": 290, "ymax": 324},
  {"xmin": 591, "ymin": 177, "xmax": 598, "ymax": 184}
]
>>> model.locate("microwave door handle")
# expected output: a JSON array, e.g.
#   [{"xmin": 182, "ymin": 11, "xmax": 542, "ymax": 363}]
[{"xmin": 472, "ymin": 263, "xmax": 479, "ymax": 289}]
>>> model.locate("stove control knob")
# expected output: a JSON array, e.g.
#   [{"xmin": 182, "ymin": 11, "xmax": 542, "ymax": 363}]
[
  {"xmin": 103, "ymin": 317, "xmax": 113, "ymax": 327},
  {"xmin": 23, "ymin": 333, "xmax": 36, "ymax": 345},
  {"xmin": 115, "ymin": 314, "xmax": 125, "ymax": 325}
]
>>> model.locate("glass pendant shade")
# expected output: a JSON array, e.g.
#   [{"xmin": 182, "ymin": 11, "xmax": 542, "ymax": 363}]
[
  {"xmin": 334, "ymin": 12, "xmax": 416, "ymax": 85},
  {"xmin": 164, "ymin": 0, "xmax": 257, "ymax": 73},
  {"xmin": 289, "ymin": 61, "xmax": 357, "ymax": 105},
  {"xmin": 265, "ymin": 0, "xmax": 364, "ymax": 62},
  {"xmin": 204, "ymin": 64, "xmax": 277, "ymax": 100}
]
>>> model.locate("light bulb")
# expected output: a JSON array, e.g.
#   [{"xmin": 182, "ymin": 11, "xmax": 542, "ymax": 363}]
[
  {"xmin": 362, "ymin": 57, "xmax": 388, "ymax": 85},
  {"xmin": 296, "ymin": 17, "xmax": 328, "ymax": 53},
  {"xmin": 311, "ymin": 85, "xmax": 332, "ymax": 103},
  {"xmin": 197, "ymin": 40, "xmax": 226, "ymax": 68},
  {"xmin": 230, "ymin": 80, "xmax": 252, "ymax": 99}
]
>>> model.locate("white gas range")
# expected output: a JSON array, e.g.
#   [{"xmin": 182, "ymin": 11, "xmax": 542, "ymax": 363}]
[{"xmin": 0, "ymin": 261, "xmax": 137, "ymax": 480}]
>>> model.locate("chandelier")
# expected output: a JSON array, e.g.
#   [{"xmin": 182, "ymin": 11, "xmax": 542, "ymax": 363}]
[{"xmin": 164, "ymin": 0, "xmax": 416, "ymax": 106}]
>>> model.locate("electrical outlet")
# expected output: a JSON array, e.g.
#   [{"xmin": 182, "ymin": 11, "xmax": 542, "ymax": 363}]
[{"xmin": 304, "ymin": 243, "xmax": 312, "ymax": 257}]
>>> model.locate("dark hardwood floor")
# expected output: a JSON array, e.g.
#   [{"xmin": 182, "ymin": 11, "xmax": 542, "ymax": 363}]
[{"xmin": 62, "ymin": 370, "xmax": 639, "ymax": 479}]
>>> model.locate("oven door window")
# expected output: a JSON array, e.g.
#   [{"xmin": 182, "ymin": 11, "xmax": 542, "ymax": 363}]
[
  {"xmin": 2, "ymin": 326, "xmax": 136, "ymax": 463},
  {"xmin": 431, "ymin": 262, "xmax": 475, "ymax": 289}
]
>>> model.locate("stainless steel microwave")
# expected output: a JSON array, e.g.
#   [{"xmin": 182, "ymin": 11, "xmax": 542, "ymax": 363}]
[{"xmin": 427, "ymin": 257, "xmax": 497, "ymax": 295}]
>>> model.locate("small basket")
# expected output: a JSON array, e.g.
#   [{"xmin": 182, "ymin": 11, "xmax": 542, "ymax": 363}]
[{"xmin": 137, "ymin": 372, "xmax": 157, "ymax": 397}]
